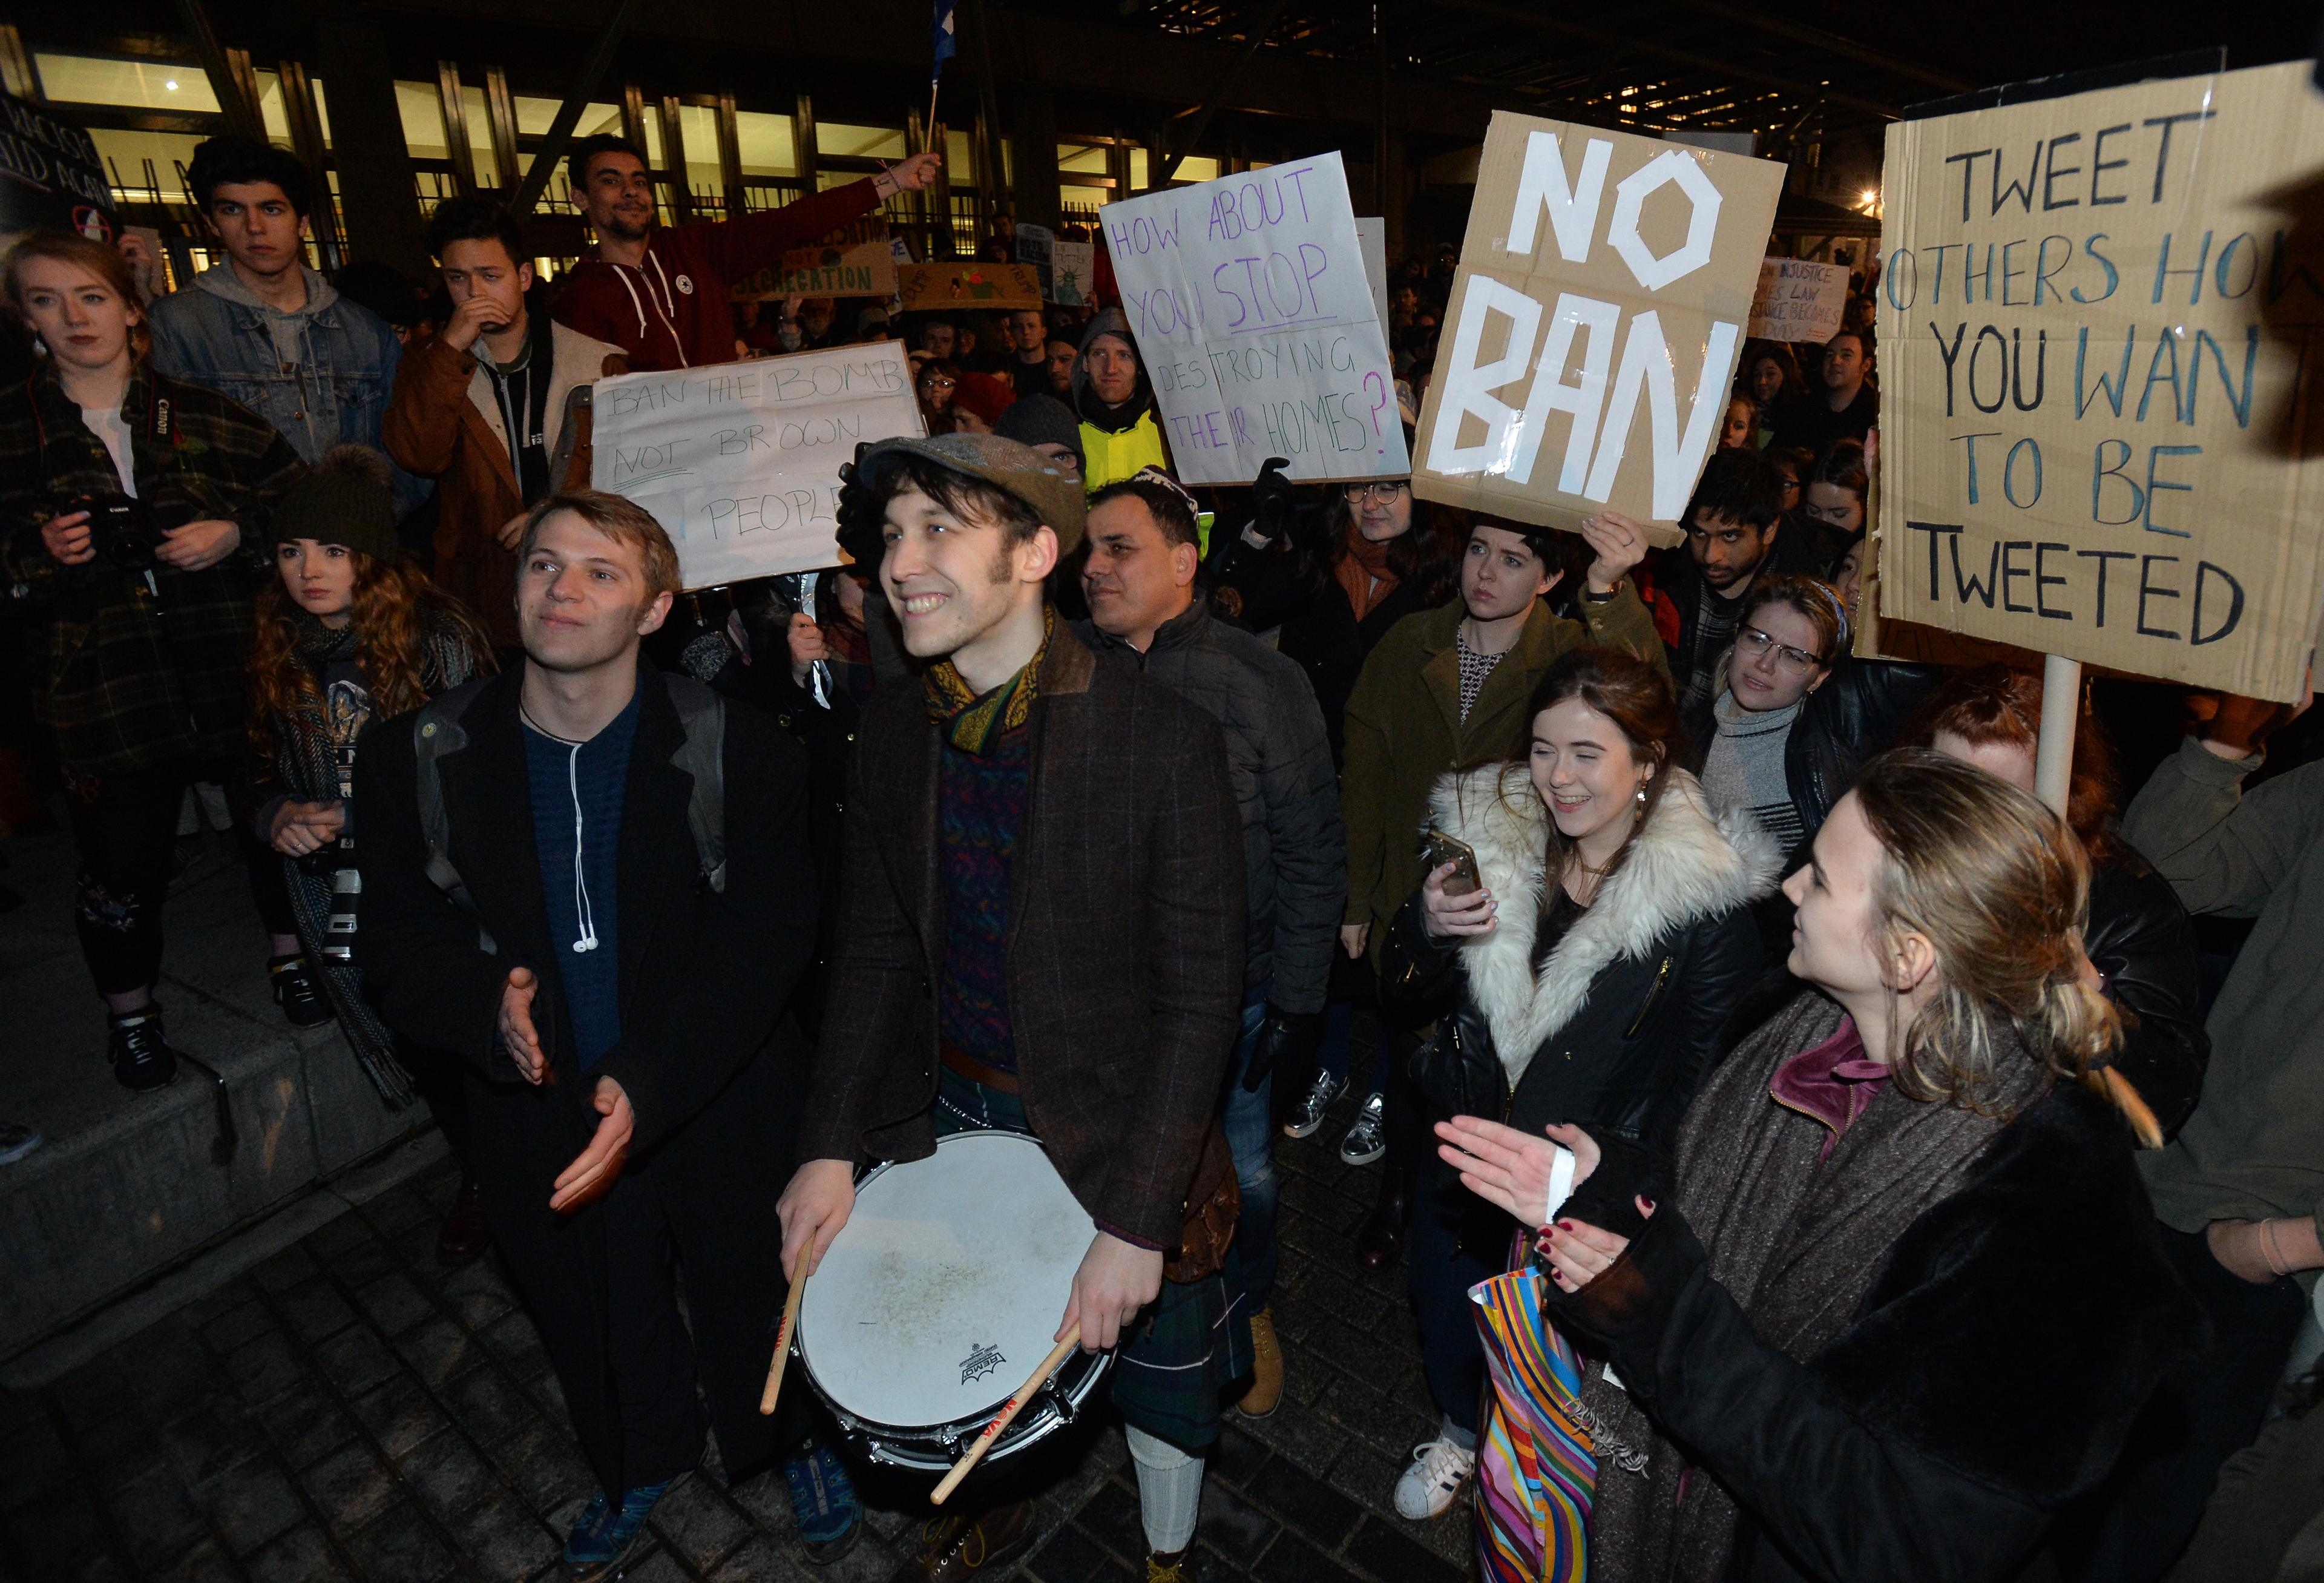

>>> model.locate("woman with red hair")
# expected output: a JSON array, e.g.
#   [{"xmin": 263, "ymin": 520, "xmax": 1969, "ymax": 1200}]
[{"xmin": 1899, "ymin": 664, "xmax": 2208, "ymax": 1140}]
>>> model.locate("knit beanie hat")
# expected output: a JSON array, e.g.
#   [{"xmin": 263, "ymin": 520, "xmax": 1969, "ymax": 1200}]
[
  {"xmin": 269, "ymin": 445, "xmax": 404, "ymax": 562},
  {"xmin": 952, "ymin": 371, "xmax": 1016, "ymax": 429},
  {"xmin": 993, "ymin": 392, "xmax": 1085, "ymax": 474}
]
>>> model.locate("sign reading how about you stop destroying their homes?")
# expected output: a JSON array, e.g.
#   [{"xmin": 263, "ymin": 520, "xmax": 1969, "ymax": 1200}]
[
  {"xmin": 1413, "ymin": 113, "xmax": 1785, "ymax": 545},
  {"xmin": 1103, "ymin": 152, "xmax": 1407, "ymax": 485},
  {"xmin": 591, "ymin": 345, "xmax": 924, "ymax": 591},
  {"xmin": 1875, "ymin": 58, "xmax": 2324, "ymax": 701}
]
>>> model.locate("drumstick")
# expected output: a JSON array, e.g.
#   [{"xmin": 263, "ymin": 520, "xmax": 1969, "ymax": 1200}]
[
  {"xmin": 759, "ymin": 1262, "xmax": 809, "ymax": 1417},
  {"xmin": 931, "ymin": 1325, "xmax": 1081, "ymax": 1506}
]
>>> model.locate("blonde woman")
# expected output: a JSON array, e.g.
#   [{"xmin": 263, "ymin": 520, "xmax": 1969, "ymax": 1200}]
[{"xmin": 1439, "ymin": 749, "xmax": 2199, "ymax": 1583}]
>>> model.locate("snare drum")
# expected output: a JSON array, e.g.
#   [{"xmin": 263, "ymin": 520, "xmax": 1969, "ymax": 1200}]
[{"xmin": 795, "ymin": 1130, "xmax": 1110, "ymax": 1470}]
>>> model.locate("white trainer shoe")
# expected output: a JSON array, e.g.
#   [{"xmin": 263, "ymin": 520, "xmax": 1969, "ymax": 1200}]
[{"xmin": 1393, "ymin": 1437, "xmax": 1475, "ymax": 1520}]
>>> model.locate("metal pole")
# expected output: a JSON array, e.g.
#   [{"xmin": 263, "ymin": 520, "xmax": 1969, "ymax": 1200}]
[
  {"xmin": 510, "ymin": 0, "xmax": 642, "ymax": 215},
  {"xmin": 2034, "ymin": 654, "xmax": 2082, "ymax": 817},
  {"xmin": 1158, "ymin": 0, "xmax": 1292, "ymax": 186}
]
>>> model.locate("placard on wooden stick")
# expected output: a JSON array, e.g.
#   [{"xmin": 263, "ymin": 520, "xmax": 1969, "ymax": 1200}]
[
  {"xmin": 1412, "ymin": 111, "xmax": 1785, "ymax": 547},
  {"xmin": 1874, "ymin": 58, "xmax": 2324, "ymax": 702}
]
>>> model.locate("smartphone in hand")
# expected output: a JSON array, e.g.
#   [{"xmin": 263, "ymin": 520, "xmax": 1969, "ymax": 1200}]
[{"xmin": 1421, "ymin": 829, "xmax": 1482, "ymax": 897}]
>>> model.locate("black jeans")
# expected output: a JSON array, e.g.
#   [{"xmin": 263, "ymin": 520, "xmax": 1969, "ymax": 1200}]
[
  {"xmin": 1409, "ymin": 1160, "xmax": 1497, "ymax": 1437},
  {"xmin": 2053, "ymin": 1222, "xmax": 2309, "ymax": 1582},
  {"xmin": 65, "ymin": 760, "xmax": 292, "ymax": 996}
]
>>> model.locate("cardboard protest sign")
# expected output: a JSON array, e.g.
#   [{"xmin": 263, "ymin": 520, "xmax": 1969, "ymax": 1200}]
[
  {"xmin": 1413, "ymin": 111, "xmax": 1784, "ymax": 545},
  {"xmin": 1748, "ymin": 257, "xmax": 1848, "ymax": 342},
  {"xmin": 896, "ymin": 262, "xmax": 1042, "ymax": 312},
  {"xmin": 1874, "ymin": 58, "xmax": 2324, "ymax": 701},
  {"xmin": 1017, "ymin": 222, "xmax": 1057, "ymax": 299},
  {"xmin": 591, "ymin": 347, "xmax": 923, "ymax": 590},
  {"xmin": 1356, "ymin": 217, "xmax": 1390, "ymax": 329},
  {"xmin": 731, "ymin": 217, "xmax": 895, "ymax": 300},
  {"xmin": 0, "ymin": 91, "xmax": 118, "ymax": 249},
  {"xmin": 1101, "ymin": 153, "xmax": 1406, "ymax": 485},
  {"xmin": 1050, "ymin": 239, "xmax": 1094, "ymax": 307}
]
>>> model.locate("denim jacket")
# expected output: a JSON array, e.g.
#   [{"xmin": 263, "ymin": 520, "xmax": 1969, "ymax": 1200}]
[{"xmin": 149, "ymin": 265, "xmax": 428, "ymax": 519}]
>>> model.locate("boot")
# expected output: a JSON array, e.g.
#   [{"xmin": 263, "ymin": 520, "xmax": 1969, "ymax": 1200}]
[
  {"xmin": 1237, "ymin": 1307, "xmax": 1284, "ymax": 1417},
  {"xmin": 108, "ymin": 1004, "xmax": 182, "ymax": 1093},
  {"xmin": 1356, "ymin": 1165, "xmax": 1414, "ymax": 1271},
  {"xmin": 886, "ymin": 1499, "xmax": 1034, "ymax": 1582},
  {"xmin": 269, "ymin": 953, "xmax": 333, "ymax": 1028}
]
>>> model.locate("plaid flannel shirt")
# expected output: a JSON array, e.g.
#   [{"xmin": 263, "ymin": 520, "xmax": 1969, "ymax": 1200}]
[{"xmin": 1, "ymin": 363, "xmax": 304, "ymax": 775}]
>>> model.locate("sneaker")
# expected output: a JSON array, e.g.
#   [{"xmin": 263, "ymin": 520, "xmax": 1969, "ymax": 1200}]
[
  {"xmin": 108, "ymin": 1005, "xmax": 181, "ymax": 1093},
  {"xmin": 0, "ymin": 1123, "xmax": 42, "ymax": 1165},
  {"xmin": 1393, "ymin": 1437, "xmax": 1475, "ymax": 1521},
  {"xmin": 1237, "ymin": 1307, "xmax": 1284, "ymax": 1418},
  {"xmin": 1281, "ymin": 1069, "xmax": 1347, "ymax": 1140},
  {"xmin": 269, "ymin": 954, "xmax": 333, "ymax": 1028},
  {"xmin": 782, "ymin": 1441, "xmax": 862, "ymax": 1565},
  {"xmin": 1338, "ymin": 1091, "xmax": 1387, "ymax": 1165},
  {"xmin": 563, "ymin": 1473, "xmax": 684, "ymax": 1581}
]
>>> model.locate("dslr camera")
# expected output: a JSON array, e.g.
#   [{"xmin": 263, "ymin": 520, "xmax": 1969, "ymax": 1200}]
[{"xmin": 65, "ymin": 492, "xmax": 189, "ymax": 573}]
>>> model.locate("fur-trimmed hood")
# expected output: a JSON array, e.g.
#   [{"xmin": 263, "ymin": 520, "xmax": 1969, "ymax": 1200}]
[{"xmin": 1429, "ymin": 763, "xmax": 1781, "ymax": 1084}]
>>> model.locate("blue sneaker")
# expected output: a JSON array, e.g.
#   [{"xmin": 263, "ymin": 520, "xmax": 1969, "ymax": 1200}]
[
  {"xmin": 781, "ymin": 1441, "xmax": 862, "ymax": 1565},
  {"xmin": 563, "ymin": 1473, "xmax": 684, "ymax": 1581}
]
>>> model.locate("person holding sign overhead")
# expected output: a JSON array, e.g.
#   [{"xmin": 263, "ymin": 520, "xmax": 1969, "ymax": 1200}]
[{"xmin": 553, "ymin": 133, "xmax": 939, "ymax": 373}]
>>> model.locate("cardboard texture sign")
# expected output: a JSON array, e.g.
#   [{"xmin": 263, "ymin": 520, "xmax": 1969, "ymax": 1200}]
[
  {"xmin": 0, "ymin": 91, "xmax": 117, "ymax": 248},
  {"xmin": 730, "ymin": 217, "xmax": 896, "ymax": 300},
  {"xmin": 1748, "ymin": 257, "xmax": 1849, "ymax": 342},
  {"xmin": 1413, "ymin": 111, "xmax": 1784, "ymax": 545},
  {"xmin": 896, "ymin": 262, "xmax": 1042, "ymax": 312},
  {"xmin": 1101, "ymin": 153, "xmax": 1408, "ymax": 485},
  {"xmin": 1874, "ymin": 58, "xmax": 2324, "ymax": 702},
  {"xmin": 591, "ymin": 346, "xmax": 924, "ymax": 591}
]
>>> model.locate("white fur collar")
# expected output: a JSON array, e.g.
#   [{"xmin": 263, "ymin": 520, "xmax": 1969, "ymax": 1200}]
[{"xmin": 1427, "ymin": 763, "xmax": 1781, "ymax": 1085}]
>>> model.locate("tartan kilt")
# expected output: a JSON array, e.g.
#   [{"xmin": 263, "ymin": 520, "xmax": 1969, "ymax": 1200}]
[{"xmin": 935, "ymin": 1067, "xmax": 1253, "ymax": 1454}]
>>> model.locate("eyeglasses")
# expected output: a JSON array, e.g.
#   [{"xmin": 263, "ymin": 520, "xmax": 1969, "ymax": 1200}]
[
  {"xmin": 1738, "ymin": 625, "xmax": 1826, "ymax": 673},
  {"xmin": 919, "ymin": 375, "xmax": 956, "ymax": 390},
  {"xmin": 1341, "ymin": 481, "xmax": 1410, "ymax": 504}
]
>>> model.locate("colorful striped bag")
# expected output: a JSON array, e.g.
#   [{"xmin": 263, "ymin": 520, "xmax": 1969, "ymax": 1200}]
[{"xmin": 1470, "ymin": 1267, "xmax": 1595, "ymax": 1583}]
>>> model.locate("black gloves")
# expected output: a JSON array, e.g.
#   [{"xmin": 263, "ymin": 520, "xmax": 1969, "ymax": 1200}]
[
  {"xmin": 833, "ymin": 442, "xmax": 885, "ymax": 570},
  {"xmin": 1249, "ymin": 455, "xmax": 1297, "ymax": 544},
  {"xmin": 1244, "ymin": 1004, "xmax": 1322, "ymax": 1092}
]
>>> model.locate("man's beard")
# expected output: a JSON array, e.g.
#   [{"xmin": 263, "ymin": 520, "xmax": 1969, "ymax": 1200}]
[{"xmin": 601, "ymin": 211, "xmax": 651, "ymax": 243}]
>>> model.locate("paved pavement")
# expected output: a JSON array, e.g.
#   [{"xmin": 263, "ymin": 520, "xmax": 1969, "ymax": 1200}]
[{"xmin": 1, "ymin": 1079, "xmax": 1475, "ymax": 1583}]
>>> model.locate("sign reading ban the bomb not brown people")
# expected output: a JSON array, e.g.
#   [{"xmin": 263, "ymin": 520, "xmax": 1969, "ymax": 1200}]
[
  {"xmin": 1874, "ymin": 59, "xmax": 2324, "ymax": 702},
  {"xmin": 1414, "ymin": 112, "xmax": 1785, "ymax": 546}
]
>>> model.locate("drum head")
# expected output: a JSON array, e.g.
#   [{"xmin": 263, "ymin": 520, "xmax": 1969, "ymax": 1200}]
[{"xmin": 799, "ymin": 1131, "xmax": 1095, "ymax": 1435}]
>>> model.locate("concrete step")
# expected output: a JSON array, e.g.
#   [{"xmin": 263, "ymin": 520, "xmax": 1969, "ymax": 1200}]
[{"xmin": 1, "ymin": 818, "xmax": 424, "ymax": 1358}]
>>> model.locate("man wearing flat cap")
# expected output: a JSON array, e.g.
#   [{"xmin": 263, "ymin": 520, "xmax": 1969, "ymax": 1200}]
[{"xmin": 778, "ymin": 435, "xmax": 1250, "ymax": 1583}]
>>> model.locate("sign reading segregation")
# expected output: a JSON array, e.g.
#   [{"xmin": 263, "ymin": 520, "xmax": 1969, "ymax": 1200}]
[
  {"xmin": 1413, "ymin": 113, "xmax": 1785, "ymax": 545},
  {"xmin": 1874, "ymin": 59, "xmax": 2324, "ymax": 700},
  {"xmin": 591, "ymin": 346, "xmax": 924, "ymax": 591},
  {"xmin": 1101, "ymin": 153, "xmax": 1408, "ymax": 485}
]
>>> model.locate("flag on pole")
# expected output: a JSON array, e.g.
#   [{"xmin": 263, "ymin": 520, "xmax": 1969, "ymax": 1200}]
[{"xmin": 931, "ymin": 0, "xmax": 957, "ymax": 85}]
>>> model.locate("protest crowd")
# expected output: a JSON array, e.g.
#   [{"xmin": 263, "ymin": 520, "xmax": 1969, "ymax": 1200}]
[{"xmin": 2, "ymin": 45, "xmax": 2322, "ymax": 1583}]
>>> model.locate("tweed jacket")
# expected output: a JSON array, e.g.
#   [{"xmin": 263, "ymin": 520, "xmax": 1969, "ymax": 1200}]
[
  {"xmin": 797, "ymin": 620, "xmax": 1247, "ymax": 1249},
  {"xmin": 0, "ymin": 362, "xmax": 304, "ymax": 774}
]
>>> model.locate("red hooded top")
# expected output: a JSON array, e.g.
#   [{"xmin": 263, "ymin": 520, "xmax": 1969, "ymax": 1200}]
[{"xmin": 552, "ymin": 179, "xmax": 883, "ymax": 372}]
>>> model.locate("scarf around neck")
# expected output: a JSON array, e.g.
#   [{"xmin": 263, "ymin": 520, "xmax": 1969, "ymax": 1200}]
[
  {"xmin": 925, "ymin": 607, "xmax": 1055, "ymax": 755},
  {"xmin": 1335, "ymin": 525, "xmax": 1401, "ymax": 622}
]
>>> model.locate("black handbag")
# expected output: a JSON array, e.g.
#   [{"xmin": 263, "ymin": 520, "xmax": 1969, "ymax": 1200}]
[{"xmin": 1408, "ymin": 1012, "xmax": 1512, "ymax": 1120}]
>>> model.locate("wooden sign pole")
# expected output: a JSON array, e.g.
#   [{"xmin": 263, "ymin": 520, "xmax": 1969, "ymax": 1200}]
[{"xmin": 2034, "ymin": 653, "xmax": 2082, "ymax": 817}]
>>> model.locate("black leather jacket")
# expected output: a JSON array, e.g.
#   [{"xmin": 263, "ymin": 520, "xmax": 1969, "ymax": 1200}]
[{"xmin": 2087, "ymin": 845, "xmax": 2210, "ymax": 1139}]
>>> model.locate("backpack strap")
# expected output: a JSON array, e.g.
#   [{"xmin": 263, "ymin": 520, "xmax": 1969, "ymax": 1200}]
[
  {"xmin": 412, "ymin": 676, "xmax": 499, "ymax": 952},
  {"xmin": 662, "ymin": 672, "xmax": 728, "ymax": 894}
]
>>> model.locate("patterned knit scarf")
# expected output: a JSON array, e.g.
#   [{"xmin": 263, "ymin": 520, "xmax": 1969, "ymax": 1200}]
[
  {"xmin": 1334, "ymin": 525, "xmax": 1400, "ymax": 622},
  {"xmin": 924, "ymin": 607, "xmax": 1055, "ymax": 755}
]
